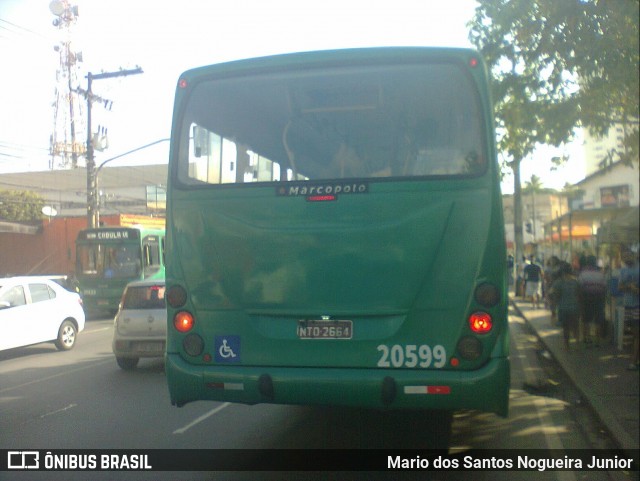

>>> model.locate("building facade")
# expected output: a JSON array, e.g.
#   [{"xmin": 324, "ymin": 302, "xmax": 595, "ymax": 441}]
[
  {"xmin": 583, "ymin": 124, "xmax": 632, "ymax": 176},
  {"xmin": 0, "ymin": 165, "xmax": 167, "ymax": 276},
  {"xmin": 0, "ymin": 164, "xmax": 167, "ymax": 218},
  {"xmin": 541, "ymin": 160, "xmax": 639, "ymax": 265}
]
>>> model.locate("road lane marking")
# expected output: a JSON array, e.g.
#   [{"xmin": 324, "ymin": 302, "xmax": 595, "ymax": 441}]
[
  {"xmin": 0, "ymin": 359, "xmax": 112, "ymax": 394},
  {"xmin": 83, "ymin": 327, "xmax": 111, "ymax": 334},
  {"xmin": 41, "ymin": 403, "xmax": 77, "ymax": 418},
  {"xmin": 173, "ymin": 402, "xmax": 231, "ymax": 435}
]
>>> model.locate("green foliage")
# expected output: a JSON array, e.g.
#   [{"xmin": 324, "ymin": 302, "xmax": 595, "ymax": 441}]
[
  {"xmin": 523, "ymin": 174, "xmax": 543, "ymax": 193},
  {"xmin": 469, "ymin": 0, "xmax": 639, "ymax": 164},
  {"xmin": 0, "ymin": 190, "xmax": 45, "ymax": 222},
  {"xmin": 468, "ymin": 0, "xmax": 638, "ymax": 264}
]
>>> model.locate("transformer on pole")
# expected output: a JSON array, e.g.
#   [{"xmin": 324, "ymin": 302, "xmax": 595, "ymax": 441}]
[{"xmin": 85, "ymin": 67, "xmax": 143, "ymax": 228}]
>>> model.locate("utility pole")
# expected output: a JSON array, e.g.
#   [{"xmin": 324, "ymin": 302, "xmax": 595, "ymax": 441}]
[{"xmin": 85, "ymin": 67, "xmax": 143, "ymax": 229}]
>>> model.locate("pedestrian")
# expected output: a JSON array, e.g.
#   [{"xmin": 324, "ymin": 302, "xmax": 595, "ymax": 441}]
[
  {"xmin": 507, "ymin": 254, "xmax": 515, "ymax": 287},
  {"xmin": 619, "ymin": 252, "xmax": 639, "ymax": 370},
  {"xmin": 516, "ymin": 256, "xmax": 527, "ymax": 298},
  {"xmin": 578, "ymin": 255, "xmax": 607, "ymax": 345},
  {"xmin": 524, "ymin": 256, "xmax": 544, "ymax": 309},
  {"xmin": 545, "ymin": 256, "xmax": 561, "ymax": 324},
  {"xmin": 549, "ymin": 262, "xmax": 580, "ymax": 351}
]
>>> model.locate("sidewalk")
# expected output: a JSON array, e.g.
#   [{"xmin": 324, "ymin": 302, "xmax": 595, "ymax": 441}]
[{"xmin": 510, "ymin": 295, "xmax": 639, "ymax": 461}]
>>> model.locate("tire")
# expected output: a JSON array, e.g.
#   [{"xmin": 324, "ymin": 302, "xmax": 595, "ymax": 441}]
[
  {"xmin": 55, "ymin": 320, "xmax": 77, "ymax": 351},
  {"xmin": 116, "ymin": 356, "xmax": 139, "ymax": 370}
]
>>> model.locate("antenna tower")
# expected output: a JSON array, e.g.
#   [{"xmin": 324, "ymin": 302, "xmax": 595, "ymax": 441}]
[{"xmin": 49, "ymin": 0, "xmax": 85, "ymax": 169}]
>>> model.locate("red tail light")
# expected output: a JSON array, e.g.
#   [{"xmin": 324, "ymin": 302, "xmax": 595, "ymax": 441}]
[
  {"xmin": 174, "ymin": 311, "xmax": 195, "ymax": 332},
  {"xmin": 469, "ymin": 312, "xmax": 492, "ymax": 333}
]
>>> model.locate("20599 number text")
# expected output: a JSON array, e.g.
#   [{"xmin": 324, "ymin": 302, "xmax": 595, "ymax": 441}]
[{"xmin": 377, "ymin": 344, "xmax": 446, "ymax": 368}]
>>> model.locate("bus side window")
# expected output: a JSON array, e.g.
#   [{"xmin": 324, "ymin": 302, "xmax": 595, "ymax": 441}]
[
  {"xmin": 142, "ymin": 237, "xmax": 163, "ymax": 277},
  {"xmin": 143, "ymin": 244, "xmax": 151, "ymax": 267}
]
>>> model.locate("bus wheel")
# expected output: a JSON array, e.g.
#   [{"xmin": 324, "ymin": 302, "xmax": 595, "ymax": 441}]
[
  {"xmin": 116, "ymin": 357, "xmax": 139, "ymax": 370},
  {"xmin": 55, "ymin": 320, "xmax": 77, "ymax": 351}
]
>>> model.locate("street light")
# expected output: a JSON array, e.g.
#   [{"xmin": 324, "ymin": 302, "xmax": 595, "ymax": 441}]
[{"xmin": 92, "ymin": 138, "xmax": 170, "ymax": 226}]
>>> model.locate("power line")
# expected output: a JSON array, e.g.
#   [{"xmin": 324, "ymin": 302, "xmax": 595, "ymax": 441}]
[
  {"xmin": 0, "ymin": 17, "xmax": 52, "ymax": 41},
  {"xmin": 0, "ymin": 141, "xmax": 49, "ymax": 159},
  {"xmin": 0, "ymin": 142, "xmax": 50, "ymax": 171}
]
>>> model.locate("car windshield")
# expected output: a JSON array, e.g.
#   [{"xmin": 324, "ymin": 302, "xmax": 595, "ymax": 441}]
[{"xmin": 123, "ymin": 285, "xmax": 166, "ymax": 309}]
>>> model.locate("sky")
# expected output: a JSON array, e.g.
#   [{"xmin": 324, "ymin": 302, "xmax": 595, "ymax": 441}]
[{"xmin": 0, "ymin": 0, "xmax": 584, "ymax": 193}]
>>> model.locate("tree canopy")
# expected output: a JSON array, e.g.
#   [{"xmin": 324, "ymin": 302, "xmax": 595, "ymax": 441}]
[
  {"xmin": 523, "ymin": 174, "xmax": 543, "ymax": 194},
  {"xmin": 0, "ymin": 190, "xmax": 45, "ymax": 222},
  {"xmin": 469, "ymin": 0, "xmax": 639, "ymax": 164},
  {"xmin": 468, "ymin": 0, "xmax": 639, "ymax": 262}
]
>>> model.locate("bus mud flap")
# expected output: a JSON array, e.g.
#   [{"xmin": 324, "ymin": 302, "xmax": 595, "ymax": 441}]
[
  {"xmin": 381, "ymin": 376, "xmax": 397, "ymax": 406},
  {"xmin": 258, "ymin": 373, "xmax": 274, "ymax": 400}
]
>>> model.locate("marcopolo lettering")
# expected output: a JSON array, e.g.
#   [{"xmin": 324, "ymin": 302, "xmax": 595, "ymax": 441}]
[{"xmin": 277, "ymin": 182, "xmax": 369, "ymax": 197}]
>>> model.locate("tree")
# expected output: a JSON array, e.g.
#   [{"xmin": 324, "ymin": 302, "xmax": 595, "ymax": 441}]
[
  {"xmin": 524, "ymin": 174, "xmax": 543, "ymax": 192},
  {"xmin": 0, "ymin": 190, "xmax": 45, "ymax": 222},
  {"xmin": 468, "ymin": 0, "xmax": 639, "ymax": 265}
]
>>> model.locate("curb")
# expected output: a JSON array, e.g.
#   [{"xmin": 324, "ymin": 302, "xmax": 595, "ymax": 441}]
[{"xmin": 510, "ymin": 299, "xmax": 638, "ymax": 463}]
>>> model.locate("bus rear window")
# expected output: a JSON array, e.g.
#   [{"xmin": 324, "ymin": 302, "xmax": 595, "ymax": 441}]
[
  {"xmin": 178, "ymin": 63, "xmax": 486, "ymax": 185},
  {"xmin": 123, "ymin": 285, "xmax": 166, "ymax": 310}
]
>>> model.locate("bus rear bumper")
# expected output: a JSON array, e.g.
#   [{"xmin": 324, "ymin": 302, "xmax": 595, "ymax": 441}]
[{"xmin": 166, "ymin": 354, "xmax": 510, "ymax": 417}]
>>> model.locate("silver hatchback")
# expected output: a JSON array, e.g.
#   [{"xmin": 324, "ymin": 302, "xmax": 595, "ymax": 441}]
[{"xmin": 112, "ymin": 280, "xmax": 166, "ymax": 370}]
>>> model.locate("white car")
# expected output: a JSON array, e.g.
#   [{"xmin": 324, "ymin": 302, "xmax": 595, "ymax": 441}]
[
  {"xmin": 0, "ymin": 276, "xmax": 85, "ymax": 352},
  {"xmin": 112, "ymin": 280, "xmax": 166, "ymax": 370}
]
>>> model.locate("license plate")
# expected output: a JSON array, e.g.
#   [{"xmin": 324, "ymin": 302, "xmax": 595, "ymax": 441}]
[
  {"xmin": 297, "ymin": 320, "xmax": 353, "ymax": 339},
  {"xmin": 135, "ymin": 342, "xmax": 164, "ymax": 353}
]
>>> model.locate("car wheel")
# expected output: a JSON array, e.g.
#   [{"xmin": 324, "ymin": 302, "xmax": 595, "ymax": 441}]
[
  {"xmin": 55, "ymin": 320, "xmax": 77, "ymax": 351},
  {"xmin": 116, "ymin": 356, "xmax": 139, "ymax": 370}
]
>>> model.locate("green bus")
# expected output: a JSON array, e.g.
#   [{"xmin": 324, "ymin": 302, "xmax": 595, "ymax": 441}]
[
  {"xmin": 76, "ymin": 227, "xmax": 165, "ymax": 315},
  {"xmin": 165, "ymin": 48, "xmax": 509, "ymax": 420}
]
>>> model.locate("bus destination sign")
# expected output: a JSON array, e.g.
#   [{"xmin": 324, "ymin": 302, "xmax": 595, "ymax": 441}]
[{"xmin": 79, "ymin": 229, "xmax": 139, "ymax": 241}]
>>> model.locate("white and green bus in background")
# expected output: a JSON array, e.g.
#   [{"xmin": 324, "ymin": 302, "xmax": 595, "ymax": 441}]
[{"xmin": 76, "ymin": 226, "xmax": 165, "ymax": 316}]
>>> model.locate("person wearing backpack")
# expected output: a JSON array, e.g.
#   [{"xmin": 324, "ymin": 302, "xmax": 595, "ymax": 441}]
[{"xmin": 578, "ymin": 255, "xmax": 607, "ymax": 346}]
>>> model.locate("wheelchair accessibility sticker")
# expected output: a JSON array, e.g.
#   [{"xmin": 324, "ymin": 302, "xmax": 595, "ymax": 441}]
[{"xmin": 215, "ymin": 335, "xmax": 241, "ymax": 363}]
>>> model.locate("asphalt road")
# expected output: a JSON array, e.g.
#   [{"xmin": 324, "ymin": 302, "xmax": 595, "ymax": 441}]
[{"xmin": 0, "ymin": 306, "xmax": 626, "ymax": 481}]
